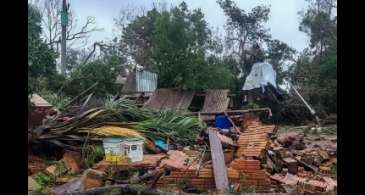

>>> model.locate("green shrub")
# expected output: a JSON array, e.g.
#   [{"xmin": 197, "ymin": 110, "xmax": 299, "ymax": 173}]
[{"xmin": 33, "ymin": 172, "xmax": 53, "ymax": 194}]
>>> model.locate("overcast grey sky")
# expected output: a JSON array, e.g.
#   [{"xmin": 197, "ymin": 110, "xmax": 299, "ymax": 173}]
[{"xmin": 68, "ymin": 0, "xmax": 309, "ymax": 52}]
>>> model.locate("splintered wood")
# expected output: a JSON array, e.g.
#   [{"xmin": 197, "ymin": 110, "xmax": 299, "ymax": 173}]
[{"xmin": 157, "ymin": 115, "xmax": 275, "ymax": 192}]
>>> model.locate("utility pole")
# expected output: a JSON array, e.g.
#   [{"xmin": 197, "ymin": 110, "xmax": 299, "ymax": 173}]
[
  {"xmin": 288, "ymin": 81, "xmax": 321, "ymax": 126},
  {"xmin": 60, "ymin": 0, "xmax": 68, "ymax": 75}
]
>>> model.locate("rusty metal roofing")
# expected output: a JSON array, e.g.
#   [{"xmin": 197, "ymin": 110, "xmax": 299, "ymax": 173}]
[
  {"xmin": 200, "ymin": 89, "xmax": 230, "ymax": 120},
  {"xmin": 30, "ymin": 94, "xmax": 52, "ymax": 107},
  {"xmin": 144, "ymin": 88, "xmax": 195, "ymax": 112}
]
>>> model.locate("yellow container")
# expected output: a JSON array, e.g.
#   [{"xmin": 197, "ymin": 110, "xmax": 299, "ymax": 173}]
[
  {"xmin": 105, "ymin": 154, "xmax": 129, "ymax": 165},
  {"xmin": 103, "ymin": 138, "xmax": 131, "ymax": 165}
]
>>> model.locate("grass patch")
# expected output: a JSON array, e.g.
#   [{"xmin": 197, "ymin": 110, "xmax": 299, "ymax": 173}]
[
  {"xmin": 33, "ymin": 172, "xmax": 54, "ymax": 194},
  {"xmin": 240, "ymin": 185, "xmax": 256, "ymax": 193},
  {"xmin": 38, "ymin": 89, "xmax": 71, "ymax": 110},
  {"xmin": 82, "ymin": 144, "xmax": 105, "ymax": 168},
  {"xmin": 322, "ymin": 126, "xmax": 337, "ymax": 135},
  {"xmin": 303, "ymin": 127, "xmax": 311, "ymax": 136},
  {"xmin": 331, "ymin": 163, "xmax": 337, "ymax": 176},
  {"xmin": 102, "ymin": 188, "xmax": 121, "ymax": 195}
]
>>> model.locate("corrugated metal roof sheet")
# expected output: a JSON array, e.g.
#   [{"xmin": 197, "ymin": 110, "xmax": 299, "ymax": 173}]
[
  {"xmin": 122, "ymin": 70, "xmax": 157, "ymax": 93},
  {"xmin": 144, "ymin": 89, "xmax": 195, "ymax": 112},
  {"xmin": 136, "ymin": 70, "xmax": 157, "ymax": 92}
]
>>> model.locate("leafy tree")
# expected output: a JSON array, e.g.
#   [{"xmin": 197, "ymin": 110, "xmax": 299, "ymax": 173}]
[
  {"xmin": 64, "ymin": 58, "xmax": 123, "ymax": 98},
  {"xmin": 289, "ymin": 0, "xmax": 337, "ymax": 114},
  {"xmin": 122, "ymin": 8, "xmax": 159, "ymax": 67},
  {"xmin": 28, "ymin": 4, "xmax": 59, "ymax": 93},
  {"xmin": 65, "ymin": 48, "xmax": 84, "ymax": 75},
  {"xmin": 121, "ymin": 2, "xmax": 233, "ymax": 90},
  {"xmin": 266, "ymin": 39, "xmax": 296, "ymax": 84},
  {"xmin": 217, "ymin": 0, "xmax": 271, "ymax": 81},
  {"xmin": 299, "ymin": 0, "xmax": 337, "ymax": 57},
  {"xmin": 57, "ymin": 37, "xmax": 130, "ymax": 99}
]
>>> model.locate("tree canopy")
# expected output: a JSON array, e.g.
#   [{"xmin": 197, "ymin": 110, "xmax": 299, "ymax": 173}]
[
  {"xmin": 121, "ymin": 2, "xmax": 233, "ymax": 90},
  {"xmin": 28, "ymin": 0, "xmax": 337, "ymax": 119},
  {"xmin": 28, "ymin": 4, "xmax": 59, "ymax": 93},
  {"xmin": 289, "ymin": 0, "xmax": 337, "ymax": 114}
]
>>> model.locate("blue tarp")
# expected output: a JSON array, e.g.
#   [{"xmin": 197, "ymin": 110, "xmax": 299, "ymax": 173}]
[{"xmin": 214, "ymin": 115, "xmax": 231, "ymax": 129}]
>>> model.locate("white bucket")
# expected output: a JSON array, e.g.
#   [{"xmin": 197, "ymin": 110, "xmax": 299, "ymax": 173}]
[
  {"xmin": 102, "ymin": 137, "xmax": 144, "ymax": 163},
  {"xmin": 102, "ymin": 137, "xmax": 122, "ymax": 155},
  {"xmin": 120, "ymin": 138, "xmax": 144, "ymax": 162},
  {"xmin": 102, "ymin": 137, "xmax": 127, "ymax": 163}
]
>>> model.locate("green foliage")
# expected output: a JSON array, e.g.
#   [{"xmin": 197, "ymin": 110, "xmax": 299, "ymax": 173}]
[
  {"xmin": 33, "ymin": 172, "xmax": 53, "ymax": 194},
  {"xmin": 245, "ymin": 101, "xmax": 260, "ymax": 109},
  {"xmin": 303, "ymin": 127, "xmax": 311, "ymax": 136},
  {"xmin": 217, "ymin": 0, "xmax": 271, "ymax": 79},
  {"xmin": 240, "ymin": 186, "xmax": 256, "ymax": 193},
  {"xmin": 38, "ymin": 89, "xmax": 71, "ymax": 109},
  {"xmin": 28, "ymin": 4, "xmax": 60, "ymax": 95},
  {"xmin": 103, "ymin": 97, "xmax": 156, "ymax": 121},
  {"xmin": 83, "ymin": 145, "xmax": 105, "ymax": 168},
  {"xmin": 122, "ymin": 2, "xmax": 233, "ymax": 90},
  {"xmin": 152, "ymin": 3, "xmax": 232, "ymax": 89},
  {"xmin": 65, "ymin": 49, "xmax": 85, "ymax": 75},
  {"xmin": 289, "ymin": 0, "xmax": 337, "ymax": 115},
  {"xmin": 55, "ymin": 160, "xmax": 67, "ymax": 174},
  {"xmin": 64, "ymin": 59, "xmax": 122, "ymax": 98},
  {"xmin": 266, "ymin": 39, "xmax": 296, "ymax": 84},
  {"xmin": 122, "ymin": 8, "xmax": 159, "ymax": 68},
  {"xmin": 321, "ymin": 126, "xmax": 337, "ymax": 135},
  {"xmin": 133, "ymin": 110, "xmax": 204, "ymax": 145},
  {"xmin": 299, "ymin": 0, "xmax": 337, "ymax": 51},
  {"xmin": 331, "ymin": 163, "xmax": 337, "ymax": 176},
  {"xmin": 102, "ymin": 188, "xmax": 121, "ymax": 195}
]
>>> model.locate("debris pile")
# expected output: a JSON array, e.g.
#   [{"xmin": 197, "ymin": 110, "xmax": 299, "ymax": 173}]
[
  {"xmin": 28, "ymin": 93, "xmax": 337, "ymax": 194},
  {"xmin": 266, "ymin": 126, "xmax": 337, "ymax": 194}
]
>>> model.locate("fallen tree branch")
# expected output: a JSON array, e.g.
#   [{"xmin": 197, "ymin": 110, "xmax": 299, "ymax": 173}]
[
  {"xmin": 69, "ymin": 184, "xmax": 162, "ymax": 195},
  {"xmin": 63, "ymin": 82, "xmax": 99, "ymax": 109},
  {"xmin": 109, "ymin": 169, "xmax": 165, "ymax": 185}
]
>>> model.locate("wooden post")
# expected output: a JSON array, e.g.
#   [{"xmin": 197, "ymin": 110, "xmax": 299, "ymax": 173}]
[
  {"xmin": 60, "ymin": 0, "xmax": 68, "ymax": 75},
  {"xmin": 208, "ymin": 128, "xmax": 229, "ymax": 194}
]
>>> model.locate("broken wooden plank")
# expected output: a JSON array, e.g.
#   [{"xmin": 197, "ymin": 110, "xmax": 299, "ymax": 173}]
[
  {"xmin": 295, "ymin": 157, "xmax": 318, "ymax": 173},
  {"xmin": 282, "ymin": 157, "xmax": 298, "ymax": 174},
  {"xmin": 53, "ymin": 178, "xmax": 84, "ymax": 195},
  {"xmin": 190, "ymin": 108, "xmax": 272, "ymax": 115},
  {"xmin": 208, "ymin": 128, "xmax": 229, "ymax": 193}
]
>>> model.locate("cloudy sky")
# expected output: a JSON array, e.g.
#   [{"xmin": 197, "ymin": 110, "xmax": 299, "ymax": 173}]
[{"xmin": 66, "ymin": 0, "xmax": 309, "ymax": 52}]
